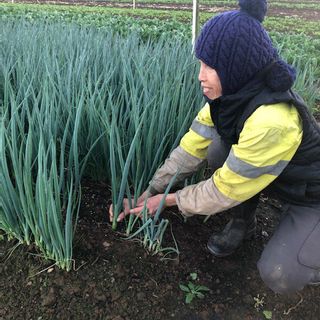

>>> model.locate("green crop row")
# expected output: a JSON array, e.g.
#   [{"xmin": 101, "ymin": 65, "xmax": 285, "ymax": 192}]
[
  {"xmin": 1, "ymin": 3, "xmax": 320, "ymax": 61},
  {"xmin": 1, "ymin": 3, "xmax": 320, "ymax": 36},
  {"xmin": 1, "ymin": 4, "xmax": 319, "ymax": 78},
  {"xmin": 0, "ymin": 4, "xmax": 188, "ymax": 36},
  {"xmin": 82, "ymin": 0, "xmax": 235, "ymax": 8},
  {"xmin": 98, "ymin": 0, "xmax": 320, "ymax": 10},
  {"xmin": 0, "ymin": 20, "xmax": 202, "ymax": 268},
  {"xmin": 1, "ymin": 2, "xmax": 320, "ymax": 37},
  {"xmin": 270, "ymin": 2, "xmax": 320, "ymax": 9}
]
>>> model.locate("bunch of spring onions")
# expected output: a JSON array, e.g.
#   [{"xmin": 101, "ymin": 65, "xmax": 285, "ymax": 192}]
[
  {"xmin": 0, "ymin": 19, "xmax": 318, "ymax": 268},
  {"xmin": 0, "ymin": 20, "xmax": 202, "ymax": 267}
]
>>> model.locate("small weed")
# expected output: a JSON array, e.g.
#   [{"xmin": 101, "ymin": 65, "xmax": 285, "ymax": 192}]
[
  {"xmin": 263, "ymin": 310, "xmax": 273, "ymax": 319},
  {"xmin": 254, "ymin": 295, "xmax": 272, "ymax": 318},
  {"xmin": 254, "ymin": 294, "xmax": 265, "ymax": 310},
  {"xmin": 180, "ymin": 273, "xmax": 210, "ymax": 304}
]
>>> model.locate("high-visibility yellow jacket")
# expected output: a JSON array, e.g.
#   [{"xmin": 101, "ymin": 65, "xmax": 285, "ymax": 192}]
[{"xmin": 149, "ymin": 100, "xmax": 303, "ymax": 216}]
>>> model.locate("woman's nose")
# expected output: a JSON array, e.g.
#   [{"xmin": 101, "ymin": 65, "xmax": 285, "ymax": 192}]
[{"xmin": 198, "ymin": 68, "xmax": 205, "ymax": 82}]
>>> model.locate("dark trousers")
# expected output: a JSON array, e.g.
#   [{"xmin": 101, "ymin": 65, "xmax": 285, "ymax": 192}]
[{"xmin": 207, "ymin": 128, "xmax": 320, "ymax": 293}]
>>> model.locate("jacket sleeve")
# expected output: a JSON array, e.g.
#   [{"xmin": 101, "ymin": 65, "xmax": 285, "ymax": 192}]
[
  {"xmin": 148, "ymin": 104, "xmax": 214, "ymax": 194},
  {"xmin": 176, "ymin": 102, "xmax": 303, "ymax": 217}
]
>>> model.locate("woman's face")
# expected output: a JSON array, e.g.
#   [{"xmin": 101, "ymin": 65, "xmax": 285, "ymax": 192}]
[{"xmin": 198, "ymin": 61, "xmax": 222, "ymax": 100}]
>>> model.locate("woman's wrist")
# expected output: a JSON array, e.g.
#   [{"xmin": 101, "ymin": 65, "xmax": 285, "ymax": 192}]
[{"xmin": 165, "ymin": 193, "xmax": 177, "ymax": 207}]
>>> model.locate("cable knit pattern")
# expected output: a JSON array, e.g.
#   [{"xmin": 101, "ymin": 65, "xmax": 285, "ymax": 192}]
[{"xmin": 195, "ymin": 0, "xmax": 296, "ymax": 95}]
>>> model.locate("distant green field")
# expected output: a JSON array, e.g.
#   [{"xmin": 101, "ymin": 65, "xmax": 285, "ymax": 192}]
[
  {"xmin": 93, "ymin": 0, "xmax": 320, "ymax": 10},
  {"xmin": 1, "ymin": 3, "xmax": 319, "ymax": 36},
  {"xmin": 1, "ymin": 3, "xmax": 319, "ymax": 75},
  {"xmin": 0, "ymin": 3, "xmax": 319, "ymax": 92}
]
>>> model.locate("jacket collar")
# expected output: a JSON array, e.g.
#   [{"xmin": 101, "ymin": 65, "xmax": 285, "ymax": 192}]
[{"xmin": 208, "ymin": 77, "xmax": 266, "ymax": 144}]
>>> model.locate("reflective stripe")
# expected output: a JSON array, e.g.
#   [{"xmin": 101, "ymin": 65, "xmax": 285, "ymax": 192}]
[
  {"xmin": 190, "ymin": 119, "xmax": 215, "ymax": 140},
  {"xmin": 226, "ymin": 149, "xmax": 289, "ymax": 179}
]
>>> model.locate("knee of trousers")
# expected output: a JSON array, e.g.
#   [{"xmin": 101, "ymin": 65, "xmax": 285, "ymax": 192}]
[{"xmin": 257, "ymin": 256, "xmax": 306, "ymax": 294}]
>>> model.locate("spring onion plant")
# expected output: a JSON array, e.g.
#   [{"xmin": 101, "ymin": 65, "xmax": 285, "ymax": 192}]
[
  {"xmin": 292, "ymin": 58, "xmax": 319, "ymax": 111},
  {"xmin": 0, "ymin": 20, "xmax": 203, "ymax": 265},
  {"xmin": 0, "ymin": 88, "xmax": 82, "ymax": 270},
  {"xmin": 0, "ymin": 19, "xmax": 318, "ymax": 267}
]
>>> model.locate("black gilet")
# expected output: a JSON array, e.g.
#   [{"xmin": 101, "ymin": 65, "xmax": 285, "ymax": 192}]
[{"xmin": 208, "ymin": 78, "xmax": 320, "ymax": 205}]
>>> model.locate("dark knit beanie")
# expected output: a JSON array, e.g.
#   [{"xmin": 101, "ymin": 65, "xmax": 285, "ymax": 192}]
[{"xmin": 195, "ymin": 0, "xmax": 296, "ymax": 95}]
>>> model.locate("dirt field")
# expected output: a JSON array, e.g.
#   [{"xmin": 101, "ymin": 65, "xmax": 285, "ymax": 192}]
[{"xmin": 1, "ymin": 179, "xmax": 320, "ymax": 320}]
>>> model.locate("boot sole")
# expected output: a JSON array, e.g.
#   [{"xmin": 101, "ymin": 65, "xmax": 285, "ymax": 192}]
[{"xmin": 207, "ymin": 243, "xmax": 235, "ymax": 257}]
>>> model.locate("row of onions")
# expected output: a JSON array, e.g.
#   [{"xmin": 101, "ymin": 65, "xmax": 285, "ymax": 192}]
[
  {"xmin": 0, "ymin": 20, "xmax": 203, "ymax": 269},
  {"xmin": 0, "ymin": 20, "xmax": 318, "ymax": 269}
]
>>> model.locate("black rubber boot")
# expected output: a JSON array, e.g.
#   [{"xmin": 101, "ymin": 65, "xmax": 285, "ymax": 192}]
[
  {"xmin": 207, "ymin": 195, "xmax": 259, "ymax": 257},
  {"xmin": 207, "ymin": 216, "xmax": 256, "ymax": 257}
]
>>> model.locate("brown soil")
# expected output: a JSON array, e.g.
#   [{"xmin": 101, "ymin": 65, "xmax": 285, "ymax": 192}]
[
  {"xmin": 1, "ymin": 179, "xmax": 320, "ymax": 320},
  {"xmin": 2, "ymin": 0, "xmax": 320, "ymax": 21},
  {"xmin": 267, "ymin": 7, "xmax": 320, "ymax": 20}
]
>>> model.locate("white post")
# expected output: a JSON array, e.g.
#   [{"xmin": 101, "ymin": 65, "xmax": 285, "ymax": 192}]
[
  {"xmin": 192, "ymin": 0, "xmax": 199, "ymax": 50},
  {"xmin": 133, "ymin": 0, "xmax": 136, "ymax": 9}
]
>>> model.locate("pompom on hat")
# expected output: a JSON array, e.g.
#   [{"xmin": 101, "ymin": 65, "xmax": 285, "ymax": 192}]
[{"xmin": 195, "ymin": 0, "xmax": 296, "ymax": 95}]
